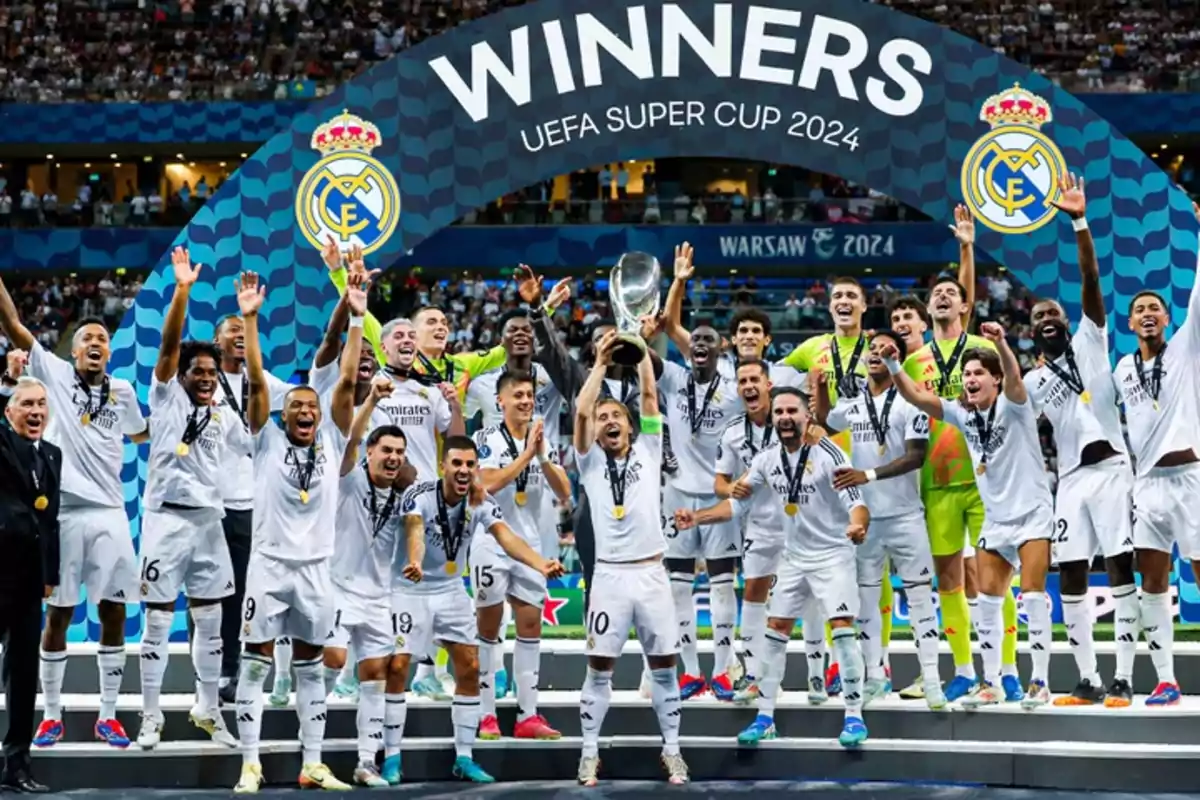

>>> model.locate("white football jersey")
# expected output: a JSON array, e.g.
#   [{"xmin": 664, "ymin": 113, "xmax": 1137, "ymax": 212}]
[
  {"xmin": 143, "ymin": 376, "xmax": 251, "ymax": 511},
  {"xmin": 252, "ymin": 420, "xmax": 346, "ymax": 563},
  {"xmin": 1113, "ymin": 276, "xmax": 1200, "ymax": 476},
  {"xmin": 466, "ymin": 365, "xmax": 564, "ymax": 449},
  {"xmin": 212, "ymin": 367, "xmax": 293, "ymax": 511},
  {"xmin": 396, "ymin": 481, "xmax": 504, "ymax": 594},
  {"xmin": 577, "ymin": 433, "xmax": 664, "ymax": 563},
  {"xmin": 826, "ymin": 386, "xmax": 929, "ymax": 519},
  {"xmin": 331, "ymin": 464, "xmax": 402, "ymax": 600},
  {"xmin": 474, "ymin": 424, "xmax": 553, "ymax": 553},
  {"xmin": 309, "ymin": 358, "xmax": 391, "ymax": 443},
  {"xmin": 1025, "ymin": 317, "xmax": 1127, "ymax": 478},
  {"xmin": 659, "ymin": 361, "xmax": 742, "ymax": 495},
  {"xmin": 715, "ymin": 414, "xmax": 782, "ymax": 532},
  {"xmin": 716, "ymin": 357, "xmax": 804, "ymax": 391},
  {"xmin": 940, "ymin": 396, "xmax": 1053, "ymax": 521},
  {"xmin": 27, "ymin": 342, "xmax": 145, "ymax": 509},
  {"xmin": 735, "ymin": 440, "xmax": 865, "ymax": 570},
  {"xmin": 373, "ymin": 378, "xmax": 453, "ymax": 482}
]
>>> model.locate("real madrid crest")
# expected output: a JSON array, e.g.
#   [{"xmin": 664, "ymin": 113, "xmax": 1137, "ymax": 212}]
[
  {"xmin": 961, "ymin": 84, "xmax": 1067, "ymax": 235},
  {"xmin": 296, "ymin": 110, "xmax": 402, "ymax": 255}
]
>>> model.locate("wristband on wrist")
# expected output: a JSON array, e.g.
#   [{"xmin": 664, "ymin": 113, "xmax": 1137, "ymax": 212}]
[
  {"xmin": 884, "ymin": 357, "xmax": 902, "ymax": 375},
  {"xmin": 348, "ymin": 316, "xmax": 365, "ymax": 329},
  {"xmin": 865, "ymin": 469, "xmax": 877, "ymax": 483},
  {"xmin": 1071, "ymin": 216, "xmax": 1089, "ymax": 232}
]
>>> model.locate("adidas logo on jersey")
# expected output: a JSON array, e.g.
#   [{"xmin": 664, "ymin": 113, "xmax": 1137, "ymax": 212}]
[
  {"xmin": 836, "ymin": 604, "xmax": 849, "ymax": 613},
  {"xmin": 113, "ymin": 590, "xmax": 125, "ymax": 599}
]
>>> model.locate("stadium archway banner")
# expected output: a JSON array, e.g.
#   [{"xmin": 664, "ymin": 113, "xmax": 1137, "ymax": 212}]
[{"xmin": 102, "ymin": 0, "xmax": 1198, "ymax": 641}]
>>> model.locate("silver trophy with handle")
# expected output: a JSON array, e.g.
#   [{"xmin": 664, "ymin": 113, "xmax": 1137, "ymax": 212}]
[{"xmin": 608, "ymin": 251, "xmax": 662, "ymax": 366}]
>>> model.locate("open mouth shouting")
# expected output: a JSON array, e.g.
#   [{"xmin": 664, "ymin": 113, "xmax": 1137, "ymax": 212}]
[
  {"xmin": 509, "ymin": 332, "xmax": 534, "ymax": 355},
  {"xmin": 193, "ymin": 379, "xmax": 216, "ymax": 404},
  {"xmin": 380, "ymin": 455, "xmax": 402, "ymax": 481},
  {"xmin": 451, "ymin": 469, "xmax": 472, "ymax": 494},
  {"xmin": 83, "ymin": 346, "xmax": 106, "ymax": 368},
  {"xmin": 741, "ymin": 386, "xmax": 762, "ymax": 406},
  {"xmin": 24, "ymin": 412, "xmax": 46, "ymax": 439},
  {"xmin": 691, "ymin": 344, "xmax": 711, "ymax": 366},
  {"xmin": 832, "ymin": 303, "xmax": 855, "ymax": 325},
  {"xmin": 294, "ymin": 414, "xmax": 317, "ymax": 439},
  {"xmin": 602, "ymin": 422, "xmax": 623, "ymax": 447},
  {"xmin": 232, "ymin": 337, "xmax": 246, "ymax": 357}
]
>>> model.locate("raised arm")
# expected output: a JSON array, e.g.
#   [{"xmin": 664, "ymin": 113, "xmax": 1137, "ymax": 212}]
[
  {"xmin": 980, "ymin": 322, "xmax": 1027, "ymax": 404},
  {"xmin": 341, "ymin": 376, "xmax": 391, "ymax": 476},
  {"xmin": 238, "ymin": 272, "xmax": 270, "ymax": 434},
  {"xmin": 1051, "ymin": 173, "xmax": 1103, "ymax": 327},
  {"xmin": 0, "ymin": 276, "xmax": 34, "ymax": 352},
  {"xmin": 573, "ymin": 331, "xmax": 618, "ymax": 456},
  {"xmin": 333, "ymin": 271, "xmax": 371, "ymax": 437},
  {"xmin": 637, "ymin": 338, "xmax": 659, "ymax": 420},
  {"xmin": 663, "ymin": 242, "xmax": 694, "ymax": 360},
  {"xmin": 949, "ymin": 204, "xmax": 976, "ymax": 329},
  {"xmin": 518, "ymin": 267, "xmax": 581, "ymax": 396},
  {"xmin": 328, "ymin": 262, "xmax": 384, "ymax": 366},
  {"xmin": 880, "ymin": 339, "xmax": 944, "ymax": 421},
  {"xmin": 314, "ymin": 293, "xmax": 352, "ymax": 370},
  {"xmin": 438, "ymin": 383, "xmax": 466, "ymax": 437},
  {"xmin": 155, "ymin": 247, "xmax": 202, "ymax": 384}
]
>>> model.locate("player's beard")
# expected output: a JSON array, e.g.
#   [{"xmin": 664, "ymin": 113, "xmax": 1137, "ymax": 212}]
[{"xmin": 1033, "ymin": 320, "xmax": 1070, "ymax": 359}]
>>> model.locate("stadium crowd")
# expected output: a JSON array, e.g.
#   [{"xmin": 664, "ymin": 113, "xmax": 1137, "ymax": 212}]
[{"xmin": 1, "ymin": 0, "xmax": 1199, "ymax": 103}]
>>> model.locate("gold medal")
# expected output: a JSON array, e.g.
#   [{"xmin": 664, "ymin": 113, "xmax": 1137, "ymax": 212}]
[
  {"xmin": 1080, "ymin": 390, "xmax": 1092, "ymax": 404},
  {"xmin": 613, "ymin": 505, "xmax": 626, "ymax": 520},
  {"xmin": 976, "ymin": 464, "xmax": 987, "ymax": 476},
  {"xmin": 878, "ymin": 445, "xmax": 886, "ymax": 456},
  {"xmin": 784, "ymin": 503, "xmax": 799, "ymax": 517},
  {"xmin": 514, "ymin": 491, "xmax": 527, "ymax": 507},
  {"xmin": 1154, "ymin": 400, "xmax": 1160, "ymax": 411},
  {"xmin": 445, "ymin": 561, "xmax": 458, "ymax": 575},
  {"xmin": 33, "ymin": 495, "xmax": 48, "ymax": 511},
  {"xmin": 175, "ymin": 442, "xmax": 190, "ymax": 457},
  {"xmin": 299, "ymin": 490, "xmax": 310, "ymax": 505},
  {"xmin": 80, "ymin": 413, "xmax": 91, "ymax": 427}
]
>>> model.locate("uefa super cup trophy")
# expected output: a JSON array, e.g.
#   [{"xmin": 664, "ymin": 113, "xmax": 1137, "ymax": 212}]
[{"xmin": 608, "ymin": 251, "xmax": 662, "ymax": 367}]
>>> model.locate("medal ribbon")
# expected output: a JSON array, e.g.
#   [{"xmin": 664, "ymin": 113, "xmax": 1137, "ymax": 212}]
[
  {"xmin": 932, "ymin": 333, "xmax": 969, "ymax": 396},
  {"xmin": 434, "ymin": 480, "xmax": 469, "ymax": 564},
  {"xmin": 362, "ymin": 460, "xmax": 397, "ymax": 537},
  {"xmin": 778, "ymin": 442, "xmax": 813, "ymax": 506},
  {"xmin": 605, "ymin": 451, "xmax": 631, "ymax": 512},
  {"xmin": 863, "ymin": 386, "xmax": 897, "ymax": 450},
  {"xmin": 416, "ymin": 352, "xmax": 454, "ymax": 386},
  {"xmin": 216, "ymin": 369, "xmax": 249, "ymax": 426},
  {"xmin": 30, "ymin": 444, "xmax": 45, "ymax": 496},
  {"xmin": 498, "ymin": 422, "xmax": 531, "ymax": 495},
  {"xmin": 971, "ymin": 402, "xmax": 999, "ymax": 470},
  {"xmin": 1044, "ymin": 345, "xmax": 1086, "ymax": 396},
  {"xmin": 832, "ymin": 335, "xmax": 866, "ymax": 398},
  {"xmin": 180, "ymin": 403, "xmax": 213, "ymax": 448},
  {"xmin": 686, "ymin": 372, "xmax": 721, "ymax": 435},
  {"xmin": 1134, "ymin": 344, "xmax": 1166, "ymax": 404},
  {"xmin": 295, "ymin": 442, "xmax": 318, "ymax": 497},
  {"xmin": 76, "ymin": 371, "xmax": 110, "ymax": 422},
  {"xmin": 744, "ymin": 416, "xmax": 773, "ymax": 458}
]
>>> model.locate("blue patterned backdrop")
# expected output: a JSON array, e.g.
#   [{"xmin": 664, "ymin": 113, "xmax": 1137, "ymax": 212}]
[{"xmin": 83, "ymin": 0, "xmax": 1200, "ymax": 641}]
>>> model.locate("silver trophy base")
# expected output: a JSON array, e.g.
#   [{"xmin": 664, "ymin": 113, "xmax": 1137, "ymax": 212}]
[{"xmin": 611, "ymin": 332, "xmax": 647, "ymax": 367}]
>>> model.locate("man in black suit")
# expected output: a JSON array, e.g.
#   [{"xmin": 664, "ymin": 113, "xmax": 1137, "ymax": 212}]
[{"xmin": 0, "ymin": 349, "xmax": 61, "ymax": 793}]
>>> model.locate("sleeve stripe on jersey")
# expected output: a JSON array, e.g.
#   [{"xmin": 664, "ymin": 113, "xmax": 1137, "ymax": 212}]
[{"xmin": 818, "ymin": 439, "xmax": 847, "ymax": 465}]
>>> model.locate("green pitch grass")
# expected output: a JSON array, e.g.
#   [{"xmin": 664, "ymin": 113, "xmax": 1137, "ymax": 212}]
[{"xmin": 536, "ymin": 623, "xmax": 1200, "ymax": 642}]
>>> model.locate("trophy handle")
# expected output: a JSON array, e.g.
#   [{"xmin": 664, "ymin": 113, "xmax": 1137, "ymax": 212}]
[{"xmin": 611, "ymin": 332, "xmax": 648, "ymax": 367}]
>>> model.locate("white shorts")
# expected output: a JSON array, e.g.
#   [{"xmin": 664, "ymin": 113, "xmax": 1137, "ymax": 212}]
[
  {"xmin": 49, "ymin": 505, "xmax": 138, "ymax": 607},
  {"xmin": 741, "ymin": 523, "xmax": 784, "ymax": 580},
  {"xmin": 977, "ymin": 504, "xmax": 1054, "ymax": 568},
  {"xmin": 326, "ymin": 587, "xmax": 395, "ymax": 662},
  {"xmin": 586, "ymin": 560, "xmax": 677, "ymax": 658},
  {"xmin": 856, "ymin": 511, "xmax": 934, "ymax": 587},
  {"xmin": 138, "ymin": 506, "xmax": 234, "ymax": 604},
  {"xmin": 769, "ymin": 551, "xmax": 859, "ymax": 622},
  {"xmin": 391, "ymin": 588, "xmax": 476, "ymax": 656},
  {"xmin": 469, "ymin": 538, "xmax": 546, "ymax": 609},
  {"xmin": 1054, "ymin": 458, "xmax": 1135, "ymax": 564},
  {"xmin": 663, "ymin": 484, "xmax": 741, "ymax": 561},
  {"xmin": 241, "ymin": 554, "xmax": 334, "ymax": 646},
  {"xmin": 1133, "ymin": 463, "xmax": 1200, "ymax": 560}
]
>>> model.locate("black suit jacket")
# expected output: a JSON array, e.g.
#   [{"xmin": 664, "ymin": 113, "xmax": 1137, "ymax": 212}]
[{"xmin": 0, "ymin": 392, "xmax": 61, "ymax": 593}]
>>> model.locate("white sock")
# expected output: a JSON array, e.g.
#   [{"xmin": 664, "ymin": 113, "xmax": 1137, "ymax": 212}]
[
  {"xmin": 435, "ymin": 655, "xmax": 451, "ymax": 681},
  {"xmin": 1112, "ymin": 584, "xmax": 1140, "ymax": 682},
  {"xmin": 492, "ymin": 641, "xmax": 506, "ymax": 679},
  {"xmin": 967, "ymin": 596, "xmax": 980, "ymax": 638},
  {"xmin": 513, "ymin": 637, "xmax": 540, "ymax": 722},
  {"xmin": 906, "ymin": 584, "xmax": 942, "ymax": 685},
  {"xmin": 189, "ymin": 604, "xmax": 223, "ymax": 715},
  {"xmin": 649, "ymin": 667, "xmax": 682, "ymax": 756},
  {"xmin": 802, "ymin": 604, "xmax": 826, "ymax": 689},
  {"xmin": 139, "ymin": 609, "xmax": 173, "ymax": 718},
  {"xmin": 273, "ymin": 637, "xmax": 293, "ymax": 689},
  {"xmin": 1023, "ymin": 590, "xmax": 1051, "ymax": 684},
  {"xmin": 708, "ymin": 573, "xmax": 737, "ymax": 676},
  {"xmin": 340, "ymin": 650, "xmax": 356, "ymax": 684},
  {"xmin": 38, "ymin": 648, "xmax": 67, "ymax": 722},
  {"xmin": 414, "ymin": 662, "xmax": 434, "ymax": 683},
  {"xmin": 356, "ymin": 680, "xmax": 385, "ymax": 765},
  {"xmin": 739, "ymin": 600, "xmax": 767, "ymax": 681},
  {"xmin": 294, "ymin": 657, "xmax": 328, "ymax": 765},
  {"xmin": 451, "ymin": 694, "xmax": 481, "ymax": 760},
  {"xmin": 757, "ymin": 629, "xmax": 789, "ymax": 718},
  {"xmin": 1061, "ymin": 593, "xmax": 1100, "ymax": 686},
  {"xmin": 324, "ymin": 666, "xmax": 341, "ymax": 697},
  {"xmin": 97, "ymin": 645, "xmax": 126, "ymax": 720},
  {"xmin": 976, "ymin": 594, "xmax": 1004, "ymax": 686},
  {"xmin": 831, "ymin": 627, "xmax": 864, "ymax": 717},
  {"xmin": 477, "ymin": 635, "xmax": 498, "ymax": 718},
  {"xmin": 236, "ymin": 652, "xmax": 271, "ymax": 766},
  {"xmin": 580, "ymin": 668, "xmax": 612, "ymax": 758},
  {"xmin": 1141, "ymin": 591, "xmax": 1176, "ymax": 684},
  {"xmin": 384, "ymin": 693, "xmax": 407, "ymax": 757},
  {"xmin": 856, "ymin": 582, "xmax": 884, "ymax": 681},
  {"xmin": 670, "ymin": 573, "xmax": 700, "ymax": 676}
]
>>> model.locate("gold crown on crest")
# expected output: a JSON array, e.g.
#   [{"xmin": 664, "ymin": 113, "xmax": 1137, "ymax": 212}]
[
  {"xmin": 979, "ymin": 84, "xmax": 1052, "ymax": 129},
  {"xmin": 310, "ymin": 109, "xmax": 381, "ymax": 155}
]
